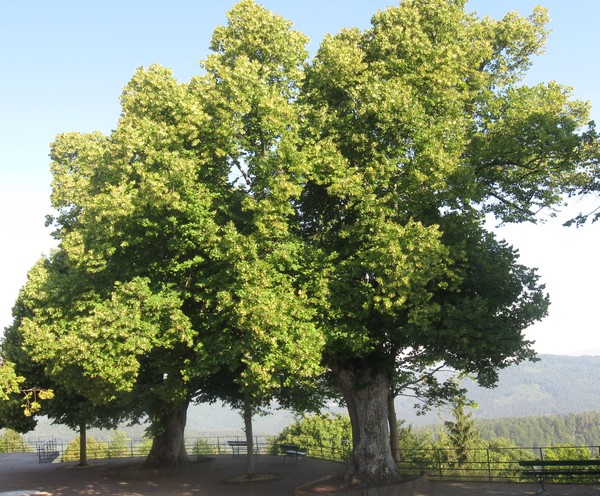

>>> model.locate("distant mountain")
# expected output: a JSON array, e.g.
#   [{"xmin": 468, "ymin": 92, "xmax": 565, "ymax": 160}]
[
  {"xmin": 185, "ymin": 402, "xmax": 298, "ymax": 436},
  {"xmin": 15, "ymin": 354, "xmax": 600, "ymax": 442},
  {"xmin": 476, "ymin": 411, "xmax": 600, "ymax": 447},
  {"xmin": 188, "ymin": 354, "xmax": 600, "ymax": 431},
  {"xmin": 462, "ymin": 354, "xmax": 600, "ymax": 419},
  {"xmin": 393, "ymin": 354, "xmax": 600, "ymax": 425}
]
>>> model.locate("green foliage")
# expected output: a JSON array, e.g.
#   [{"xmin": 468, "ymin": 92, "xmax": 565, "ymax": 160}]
[
  {"xmin": 0, "ymin": 361, "xmax": 22, "ymax": 401},
  {"xmin": 405, "ymin": 415, "xmax": 526, "ymax": 479},
  {"xmin": 6, "ymin": 0, "xmax": 598, "ymax": 477},
  {"xmin": 478, "ymin": 411, "xmax": 600, "ymax": 447},
  {"xmin": 62, "ymin": 435, "xmax": 108, "ymax": 462},
  {"xmin": 485, "ymin": 437, "xmax": 525, "ymax": 465},
  {"xmin": 541, "ymin": 445, "xmax": 595, "ymax": 483},
  {"xmin": 134, "ymin": 436, "xmax": 153, "ymax": 457},
  {"xmin": 272, "ymin": 413, "xmax": 352, "ymax": 460},
  {"xmin": 544, "ymin": 444, "xmax": 592, "ymax": 460},
  {"xmin": 397, "ymin": 421, "xmax": 433, "ymax": 451},
  {"xmin": 106, "ymin": 430, "xmax": 131, "ymax": 458},
  {"xmin": 11, "ymin": 0, "xmax": 325, "ymax": 446},
  {"xmin": 0, "ymin": 357, "xmax": 53, "ymax": 418},
  {"xmin": 0, "ymin": 429, "xmax": 31, "ymax": 453},
  {"xmin": 444, "ymin": 398, "xmax": 481, "ymax": 467},
  {"xmin": 1, "ymin": 265, "xmax": 132, "ymax": 437},
  {"xmin": 191, "ymin": 437, "xmax": 216, "ymax": 456},
  {"xmin": 395, "ymin": 421, "xmax": 438, "ymax": 465},
  {"xmin": 464, "ymin": 355, "xmax": 600, "ymax": 419},
  {"xmin": 297, "ymin": 0, "xmax": 569, "ymax": 413}
]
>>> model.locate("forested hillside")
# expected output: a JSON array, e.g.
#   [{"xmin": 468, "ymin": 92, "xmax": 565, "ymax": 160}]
[
  {"xmin": 463, "ymin": 354, "xmax": 600, "ymax": 418},
  {"xmin": 393, "ymin": 354, "xmax": 600, "ymax": 424},
  {"xmin": 477, "ymin": 411, "xmax": 600, "ymax": 447},
  {"xmin": 9, "ymin": 354, "xmax": 600, "ymax": 442}
]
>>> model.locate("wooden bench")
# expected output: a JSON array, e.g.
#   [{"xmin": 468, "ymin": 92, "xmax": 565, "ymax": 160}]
[
  {"xmin": 519, "ymin": 459, "xmax": 600, "ymax": 492},
  {"xmin": 279, "ymin": 443, "xmax": 306, "ymax": 464},
  {"xmin": 226, "ymin": 440, "xmax": 260, "ymax": 455},
  {"xmin": 227, "ymin": 440, "xmax": 248, "ymax": 455}
]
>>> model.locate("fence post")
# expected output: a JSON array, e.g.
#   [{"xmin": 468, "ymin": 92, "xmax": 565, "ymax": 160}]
[
  {"xmin": 437, "ymin": 448, "xmax": 444, "ymax": 481},
  {"xmin": 487, "ymin": 448, "xmax": 492, "ymax": 482}
]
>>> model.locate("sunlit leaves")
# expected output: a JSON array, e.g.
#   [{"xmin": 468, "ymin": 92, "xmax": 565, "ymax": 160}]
[
  {"xmin": 21, "ymin": 388, "xmax": 55, "ymax": 417},
  {"xmin": 0, "ymin": 361, "xmax": 23, "ymax": 402},
  {"xmin": 208, "ymin": 0, "xmax": 308, "ymax": 94},
  {"xmin": 470, "ymin": 83, "xmax": 591, "ymax": 221},
  {"xmin": 0, "ymin": 359, "xmax": 54, "ymax": 416},
  {"xmin": 7, "ymin": 1, "xmax": 598, "ymax": 448}
]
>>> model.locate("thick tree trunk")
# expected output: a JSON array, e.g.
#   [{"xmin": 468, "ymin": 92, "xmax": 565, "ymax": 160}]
[
  {"xmin": 388, "ymin": 391, "xmax": 400, "ymax": 463},
  {"xmin": 334, "ymin": 366, "xmax": 401, "ymax": 484},
  {"xmin": 78, "ymin": 422, "xmax": 87, "ymax": 467},
  {"xmin": 243, "ymin": 392, "xmax": 255, "ymax": 475},
  {"xmin": 145, "ymin": 402, "xmax": 190, "ymax": 468}
]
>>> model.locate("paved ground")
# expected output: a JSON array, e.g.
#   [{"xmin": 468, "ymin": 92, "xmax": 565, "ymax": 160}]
[
  {"xmin": 419, "ymin": 481, "xmax": 600, "ymax": 496},
  {"xmin": 1, "ymin": 453, "xmax": 599, "ymax": 496}
]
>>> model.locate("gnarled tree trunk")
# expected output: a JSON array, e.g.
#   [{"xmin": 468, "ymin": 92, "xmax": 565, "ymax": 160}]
[
  {"xmin": 145, "ymin": 401, "xmax": 190, "ymax": 468},
  {"xmin": 334, "ymin": 365, "xmax": 401, "ymax": 484}
]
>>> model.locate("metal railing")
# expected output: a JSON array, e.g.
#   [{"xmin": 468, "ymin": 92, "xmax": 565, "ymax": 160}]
[
  {"xmin": 2, "ymin": 434, "xmax": 348, "ymax": 463},
  {"xmin": 394, "ymin": 445, "xmax": 600, "ymax": 483},
  {"xmin": 37, "ymin": 438, "xmax": 60, "ymax": 463},
  {"xmin": 4, "ymin": 433, "xmax": 600, "ymax": 484}
]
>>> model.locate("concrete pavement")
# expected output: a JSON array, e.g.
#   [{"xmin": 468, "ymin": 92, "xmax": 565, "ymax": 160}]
[{"xmin": 1, "ymin": 453, "xmax": 600, "ymax": 495}]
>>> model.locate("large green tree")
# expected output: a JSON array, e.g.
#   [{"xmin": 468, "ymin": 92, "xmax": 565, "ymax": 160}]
[
  {"xmin": 295, "ymin": 0, "xmax": 596, "ymax": 483},
  {"xmin": 444, "ymin": 397, "xmax": 481, "ymax": 468},
  {"xmin": 16, "ymin": 84, "xmax": 212, "ymax": 466},
  {"xmin": 192, "ymin": 1, "xmax": 325, "ymax": 473},
  {"xmin": 8, "ymin": 0, "xmax": 598, "ymax": 483},
  {"xmin": 2, "ymin": 256, "xmax": 148, "ymax": 466},
  {"xmin": 11, "ymin": 0, "xmax": 324, "ymax": 470}
]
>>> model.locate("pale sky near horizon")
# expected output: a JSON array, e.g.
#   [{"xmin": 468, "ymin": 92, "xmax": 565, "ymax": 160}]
[{"xmin": 1, "ymin": 1, "xmax": 598, "ymax": 356}]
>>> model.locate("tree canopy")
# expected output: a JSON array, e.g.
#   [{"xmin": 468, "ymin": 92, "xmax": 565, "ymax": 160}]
[{"xmin": 2, "ymin": 0, "xmax": 598, "ymax": 482}]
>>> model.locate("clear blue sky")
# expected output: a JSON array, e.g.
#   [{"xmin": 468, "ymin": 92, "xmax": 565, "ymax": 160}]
[{"xmin": 1, "ymin": 1, "xmax": 598, "ymax": 354}]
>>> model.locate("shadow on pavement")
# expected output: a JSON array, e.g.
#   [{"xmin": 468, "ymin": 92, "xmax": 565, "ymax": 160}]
[{"xmin": 1, "ymin": 453, "xmax": 599, "ymax": 496}]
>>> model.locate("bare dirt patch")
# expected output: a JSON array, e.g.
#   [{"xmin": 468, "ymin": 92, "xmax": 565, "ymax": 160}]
[{"xmin": 296, "ymin": 473, "xmax": 428, "ymax": 495}]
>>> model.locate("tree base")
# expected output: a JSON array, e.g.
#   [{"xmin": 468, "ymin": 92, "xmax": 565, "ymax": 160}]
[{"xmin": 295, "ymin": 473, "xmax": 428, "ymax": 496}]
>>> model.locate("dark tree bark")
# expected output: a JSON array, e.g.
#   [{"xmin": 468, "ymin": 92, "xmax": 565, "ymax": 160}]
[
  {"xmin": 145, "ymin": 402, "xmax": 190, "ymax": 468},
  {"xmin": 243, "ymin": 392, "xmax": 255, "ymax": 475},
  {"xmin": 388, "ymin": 390, "xmax": 400, "ymax": 463},
  {"xmin": 334, "ymin": 365, "xmax": 401, "ymax": 483},
  {"xmin": 78, "ymin": 421, "xmax": 87, "ymax": 467}
]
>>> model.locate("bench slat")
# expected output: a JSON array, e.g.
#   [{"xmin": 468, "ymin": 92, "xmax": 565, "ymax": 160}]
[
  {"xmin": 279, "ymin": 443, "xmax": 306, "ymax": 463},
  {"xmin": 227, "ymin": 440, "xmax": 248, "ymax": 455},
  {"xmin": 524, "ymin": 470, "xmax": 600, "ymax": 476},
  {"xmin": 520, "ymin": 458, "xmax": 600, "ymax": 492},
  {"xmin": 520, "ymin": 459, "xmax": 600, "ymax": 467}
]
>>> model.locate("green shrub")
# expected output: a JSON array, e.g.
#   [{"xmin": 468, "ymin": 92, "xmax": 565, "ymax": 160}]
[
  {"xmin": 272, "ymin": 413, "xmax": 352, "ymax": 461},
  {"xmin": 0, "ymin": 429, "xmax": 30, "ymax": 453},
  {"xmin": 62, "ymin": 435, "xmax": 108, "ymax": 461}
]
